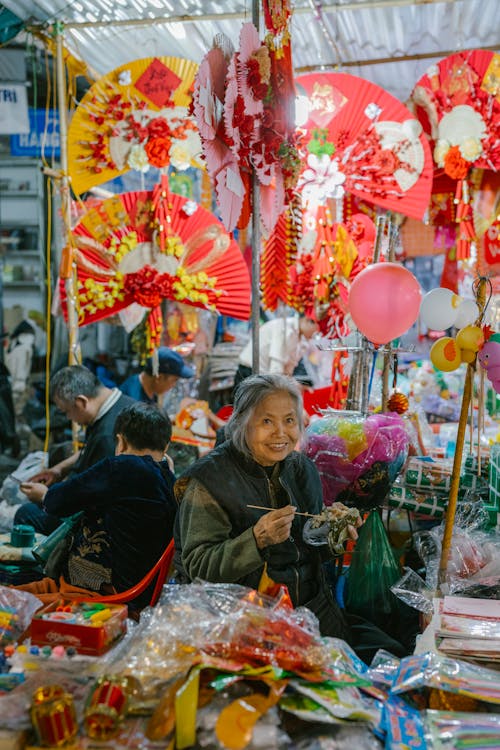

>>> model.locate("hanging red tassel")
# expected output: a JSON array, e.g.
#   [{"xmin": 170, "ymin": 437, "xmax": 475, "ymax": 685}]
[
  {"xmin": 454, "ymin": 179, "xmax": 475, "ymax": 260},
  {"xmin": 146, "ymin": 305, "xmax": 163, "ymax": 356}
]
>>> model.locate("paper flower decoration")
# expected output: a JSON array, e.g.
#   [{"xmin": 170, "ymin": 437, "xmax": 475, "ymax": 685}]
[
  {"xmin": 410, "ymin": 50, "xmax": 500, "ymax": 258},
  {"xmin": 295, "ymin": 72, "xmax": 433, "ymax": 220},
  {"xmin": 68, "ymin": 57, "xmax": 201, "ymax": 195},
  {"xmin": 59, "ymin": 177, "xmax": 251, "ymax": 353}
]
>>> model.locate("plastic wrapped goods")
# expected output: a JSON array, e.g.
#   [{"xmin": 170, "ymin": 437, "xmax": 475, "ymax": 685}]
[{"xmin": 303, "ymin": 411, "xmax": 409, "ymax": 509}]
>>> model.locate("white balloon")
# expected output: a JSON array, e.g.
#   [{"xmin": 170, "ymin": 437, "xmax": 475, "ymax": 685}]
[
  {"xmin": 420, "ymin": 287, "xmax": 461, "ymax": 330},
  {"xmin": 454, "ymin": 298, "xmax": 479, "ymax": 328}
]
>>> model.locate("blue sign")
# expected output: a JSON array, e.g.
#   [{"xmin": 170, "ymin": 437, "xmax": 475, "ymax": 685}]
[{"xmin": 10, "ymin": 107, "xmax": 61, "ymax": 158}]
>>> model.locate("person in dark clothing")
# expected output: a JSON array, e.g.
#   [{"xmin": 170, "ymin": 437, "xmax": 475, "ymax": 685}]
[
  {"xmin": 119, "ymin": 347, "xmax": 194, "ymax": 404},
  {"xmin": 175, "ymin": 374, "xmax": 408, "ymax": 662},
  {"xmin": 175, "ymin": 374, "xmax": 357, "ymax": 642},
  {"xmin": 17, "ymin": 402, "xmax": 176, "ymax": 610},
  {"xmin": 16, "ymin": 365, "xmax": 134, "ymax": 534}
]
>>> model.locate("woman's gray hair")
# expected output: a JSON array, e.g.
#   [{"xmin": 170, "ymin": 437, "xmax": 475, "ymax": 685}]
[{"xmin": 226, "ymin": 373, "xmax": 304, "ymax": 457}]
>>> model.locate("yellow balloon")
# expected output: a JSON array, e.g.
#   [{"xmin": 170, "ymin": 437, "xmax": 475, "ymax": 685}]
[
  {"xmin": 455, "ymin": 325, "xmax": 484, "ymax": 353},
  {"xmin": 460, "ymin": 349, "xmax": 476, "ymax": 364},
  {"xmin": 430, "ymin": 337, "xmax": 462, "ymax": 372}
]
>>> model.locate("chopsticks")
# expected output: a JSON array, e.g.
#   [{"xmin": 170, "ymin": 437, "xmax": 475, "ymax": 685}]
[{"xmin": 247, "ymin": 504, "xmax": 319, "ymax": 519}]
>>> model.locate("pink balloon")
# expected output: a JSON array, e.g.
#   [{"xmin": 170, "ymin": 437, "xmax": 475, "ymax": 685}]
[{"xmin": 348, "ymin": 262, "xmax": 422, "ymax": 345}]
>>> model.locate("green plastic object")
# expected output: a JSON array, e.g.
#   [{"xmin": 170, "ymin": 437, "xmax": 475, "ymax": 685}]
[
  {"xmin": 10, "ymin": 524, "xmax": 35, "ymax": 548},
  {"xmin": 345, "ymin": 510, "xmax": 401, "ymax": 624}
]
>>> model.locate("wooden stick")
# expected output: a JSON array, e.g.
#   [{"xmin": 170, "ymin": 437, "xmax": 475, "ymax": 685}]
[
  {"xmin": 438, "ymin": 277, "xmax": 487, "ymax": 591},
  {"xmin": 246, "ymin": 504, "xmax": 319, "ymax": 519}
]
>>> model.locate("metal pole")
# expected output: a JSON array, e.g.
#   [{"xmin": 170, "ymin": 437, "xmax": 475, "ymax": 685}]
[
  {"xmin": 251, "ymin": 0, "xmax": 261, "ymax": 374},
  {"xmin": 54, "ymin": 22, "xmax": 81, "ymax": 367}
]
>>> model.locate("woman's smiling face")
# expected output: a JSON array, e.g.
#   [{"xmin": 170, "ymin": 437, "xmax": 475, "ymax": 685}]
[{"xmin": 246, "ymin": 391, "xmax": 300, "ymax": 466}]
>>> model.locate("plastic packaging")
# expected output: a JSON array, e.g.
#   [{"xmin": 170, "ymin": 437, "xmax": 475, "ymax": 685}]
[
  {"xmin": 302, "ymin": 503, "xmax": 362, "ymax": 555},
  {"xmin": 0, "ymin": 584, "xmax": 42, "ymax": 645},
  {"xmin": 391, "ymin": 651, "xmax": 500, "ymax": 705},
  {"xmin": 424, "ymin": 710, "xmax": 500, "ymax": 750},
  {"xmin": 390, "ymin": 567, "xmax": 434, "ymax": 616},
  {"xmin": 302, "ymin": 411, "xmax": 409, "ymax": 509}
]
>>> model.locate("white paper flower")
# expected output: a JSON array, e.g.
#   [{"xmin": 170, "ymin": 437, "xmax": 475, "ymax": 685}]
[
  {"xmin": 459, "ymin": 136, "xmax": 483, "ymax": 162},
  {"xmin": 127, "ymin": 144, "xmax": 150, "ymax": 173},
  {"xmin": 182, "ymin": 201, "xmax": 198, "ymax": 216},
  {"xmin": 118, "ymin": 70, "xmax": 132, "ymax": 86},
  {"xmin": 437, "ymin": 105, "xmax": 486, "ymax": 145},
  {"xmin": 433, "ymin": 139, "xmax": 451, "ymax": 167},
  {"xmin": 169, "ymin": 143, "xmax": 193, "ymax": 171},
  {"xmin": 365, "ymin": 103, "xmax": 382, "ymax": 120},
  {"xmin": 298, "ymin": 154, "xmax": 346, "ymax": 205}
]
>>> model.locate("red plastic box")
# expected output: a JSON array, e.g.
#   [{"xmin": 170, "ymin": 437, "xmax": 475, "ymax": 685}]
[{"xmin": 31, "ymin": 600, "xmax": 127, "ymax": 656}]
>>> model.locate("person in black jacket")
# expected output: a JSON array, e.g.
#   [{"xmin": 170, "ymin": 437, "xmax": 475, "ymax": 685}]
[
  {"xmin": 15, "ymin": 365, "xmax": 134, "ymax": 534},
  {"xmin": 175, "ymin": 373, "xmax": 355, "ymax": 641},
  {"xmin": 17, "ymin": 402, "xmax": 176, "ymax": 610},
  {"xmin": 175, "ymin": 373, "xmax": 409, "ymax": 661}
]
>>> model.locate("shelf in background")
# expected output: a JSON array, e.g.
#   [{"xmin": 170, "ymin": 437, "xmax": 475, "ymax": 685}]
[
  {"xmin": 0, "ymin": 191, "xmax": 38, "ymax": 198},
  {"xmin": 3, "ymin": 281, "xmax": 43, "ymax": 288}
]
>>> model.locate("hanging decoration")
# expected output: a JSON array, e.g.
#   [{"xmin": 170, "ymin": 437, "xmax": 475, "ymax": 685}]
[
  {"xmin": 67, "ymin": 57, "xmax": 201, "ymax": 195},
  {"xmin": 410, "ymin": 50, "xmax": 500, "ymax": 259},
  {"xmin": 295, "ymin": 72, "xmax": 433, "ymax": 220},
  {"xmin": 284, "ymin": 209, "xmax": 374, "ymax": 339},
  {"xmin": 59, "ymin": 176, "xmax": 251, "ymax": 355},
  {"xmin": 260, "ymin": 199, "xmax": 302, "ymax": 311},
  {"xmin": 193, "ymin": 17, "xmax": 300, "ymax": 234}
]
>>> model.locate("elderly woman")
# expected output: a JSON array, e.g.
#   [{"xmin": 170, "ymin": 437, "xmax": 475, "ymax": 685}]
[{"xmin": 175, "ymin": 373, "xmax": 351, "ymax": 641}]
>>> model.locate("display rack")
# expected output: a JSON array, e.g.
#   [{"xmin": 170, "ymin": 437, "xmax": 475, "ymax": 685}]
[{"xmin": 0, "ymin": 158, "xmax": 46, "ymax": 323}]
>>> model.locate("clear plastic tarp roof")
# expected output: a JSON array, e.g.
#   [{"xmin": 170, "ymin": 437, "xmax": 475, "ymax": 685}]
[{"xmin": 2, "ymin": 0, "xmax": 499, "ymax": 103}]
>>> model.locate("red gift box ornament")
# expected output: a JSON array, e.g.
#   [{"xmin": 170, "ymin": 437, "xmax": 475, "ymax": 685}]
[
  {"xmin": 30, "ymin": 685, "xmax": 78, "ymax": 747},
  {"xmin": 84, "ymin": 676, "xmax": 129, "ymax": 740}
]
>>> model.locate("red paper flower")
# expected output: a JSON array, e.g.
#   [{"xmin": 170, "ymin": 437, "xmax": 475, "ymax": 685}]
[
  {"xmin": 373, "ymin": 149, "xmax": 399, "ymax": 175},
  {"xmin": 147, "ymin": 117, "xmax": 172, "ymax": 139},
  {"xmin": 144, "ymin": 136, "xmax": 172, "ymax": 168},
  {"xmin": 443, "ymin": 145, "xmax": 470, "ymax": 180},
  {"xmin": 126, "ymin": 265, "xmax": 174, "ymax": 308}
]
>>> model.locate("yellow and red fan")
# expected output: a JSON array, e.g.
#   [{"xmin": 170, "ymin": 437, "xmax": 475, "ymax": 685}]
[
  {"xmin": 67, "ymin": 57, "xmax": 200, "ymax": 195},
  {"xmin": 295, "ymin": 72, "xmax": 433, "ymax": 220},
  {"xmin": 60, "ymin": 178, "xmax": 251, "ymax": 338}
]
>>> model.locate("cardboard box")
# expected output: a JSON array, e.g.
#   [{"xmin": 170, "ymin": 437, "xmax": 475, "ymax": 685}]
[{"xmin": 31, "ymin": 601, "xmax": 127, "ymax": 656}]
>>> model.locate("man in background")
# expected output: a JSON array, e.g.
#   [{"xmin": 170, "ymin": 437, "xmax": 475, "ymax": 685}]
[
  {"xmin": 119, "ymin": 347, "xmax": 194, "ymax": 404},
  {"xmin": 234, "ymin": 313, "xmax": 319, "ymax": 391},
  {"xmin": 16, "ymin": 365, "xmax": 134, "ymax": 534}
]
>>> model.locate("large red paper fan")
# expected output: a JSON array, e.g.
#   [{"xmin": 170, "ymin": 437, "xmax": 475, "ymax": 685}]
[
  {"xmin": 60, "ymin": 187, "xmax": 251, "ymax": 327},
  {"xmin": 296, "ymin": 72, "xmax": 433, "ymax": 220}
]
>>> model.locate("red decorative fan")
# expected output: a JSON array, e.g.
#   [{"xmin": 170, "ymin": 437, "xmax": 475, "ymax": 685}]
[
  {"xmin": 410, "ymin": 50, "xmax": 500, "ymax": 258},
  {"xmin": 295, "ymin": 72, "xmax": 433, "ymax": 220},
  {"xmin": 59, "ymin": 179, "xmax": 251, "ymax": 337}
]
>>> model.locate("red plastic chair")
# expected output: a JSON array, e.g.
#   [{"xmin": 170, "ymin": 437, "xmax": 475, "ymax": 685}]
[{"xmin": 83, "ymin": 538, "xmax": 175, "ymax": 608}]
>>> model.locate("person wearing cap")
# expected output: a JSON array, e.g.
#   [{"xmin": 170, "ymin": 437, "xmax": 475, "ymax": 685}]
[{"xmin": 119, "ymin": 347, "xmax": 194, "ymax": 404}]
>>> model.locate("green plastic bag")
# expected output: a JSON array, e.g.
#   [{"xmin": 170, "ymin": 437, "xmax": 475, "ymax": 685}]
[{"xmin": 345, "ymin": 510, "xmax": 401, "ymax": 626}]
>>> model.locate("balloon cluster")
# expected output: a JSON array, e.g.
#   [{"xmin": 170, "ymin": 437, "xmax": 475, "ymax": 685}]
[
  {"xmin": 420, "ymin": 287, "xmax": 483, "ymax": 372},
  {"xmin": 348, "ymin": 263, "xmax": 422, "ymax": 346}
]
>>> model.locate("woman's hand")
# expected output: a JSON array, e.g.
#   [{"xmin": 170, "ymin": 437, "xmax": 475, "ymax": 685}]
[
  {"xmin": 20, "ymin": 482, "xmax": 48, "ymax": 504},
  {"xmin": 253, "ymin": 505, "xmax": 296, "ymax": 549}
]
